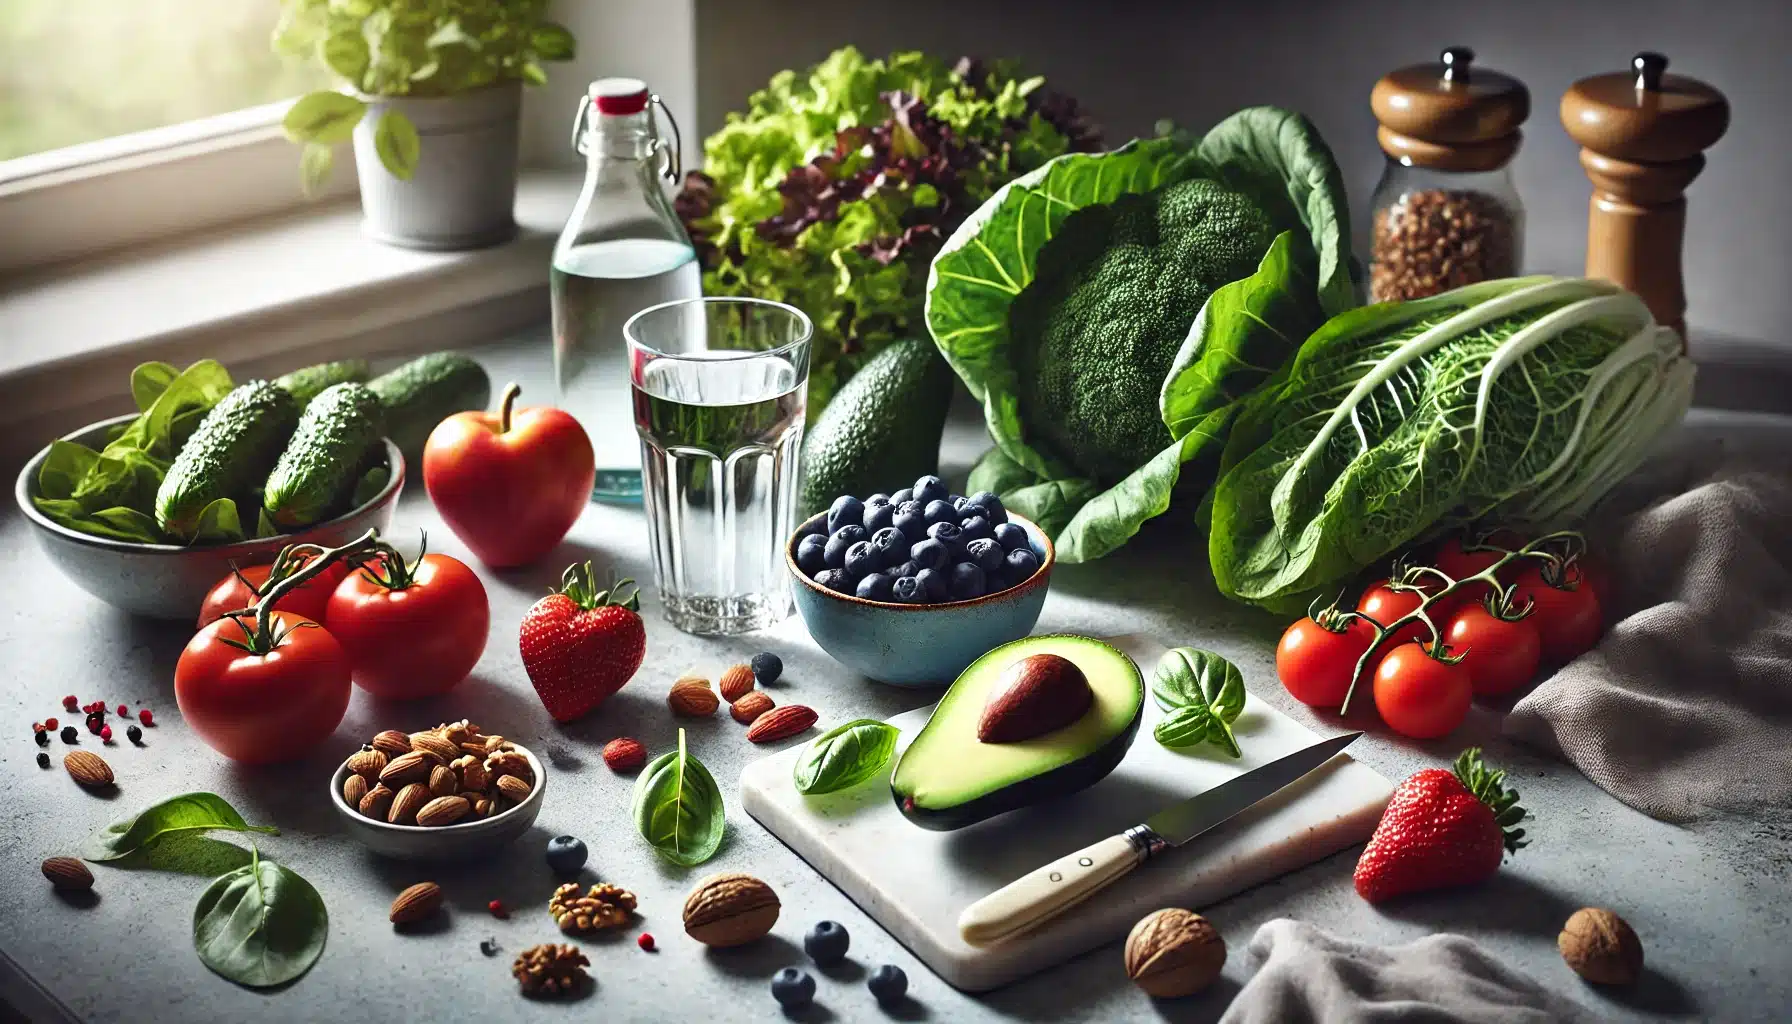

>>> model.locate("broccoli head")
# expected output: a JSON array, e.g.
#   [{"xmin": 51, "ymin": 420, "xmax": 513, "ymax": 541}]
[{"xmin": 1010, "ymin": 177, "xmax": 1278, "ymax": 484}]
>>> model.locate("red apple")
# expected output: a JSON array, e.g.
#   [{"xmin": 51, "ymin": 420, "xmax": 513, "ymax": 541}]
[{"xmin": 422, "ymin": 382, "xmax": 595, "ymax": 568}]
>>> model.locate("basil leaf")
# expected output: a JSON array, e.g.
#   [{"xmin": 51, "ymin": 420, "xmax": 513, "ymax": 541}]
[
  {"xmin": 84, "ymin": 792, "xmax": 278, "ymax": 862},
  {"xmin": 193, "ymin": 848, "xmax": 327, "ymax": 988},
  {"xmin": 1151, "ymin": 647, "xmax": 1246, "ymax": 756},
  {"xmin": 632, "ymin": 729, "xmax": 724, "ymax": 867},
  {"xmin": 37, "ymin": 441, "xmax": 100, "ymax": 500},
  {"xmin": 793, "ymin": 719, "xmax": 899, "ymax": 795}
]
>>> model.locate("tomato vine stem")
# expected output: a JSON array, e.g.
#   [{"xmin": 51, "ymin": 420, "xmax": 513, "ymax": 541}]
[{"xmin": 219, "ymin": 528, "xmax": 380, "ymax": 654}]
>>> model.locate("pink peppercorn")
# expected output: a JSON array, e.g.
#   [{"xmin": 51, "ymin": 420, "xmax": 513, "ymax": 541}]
[
  {"xmin": 100, "ymin": 725, "xmax": 113, "ymax": 742},
  {"xmin": 63, "ymin": 695, "xmax": 79, "ymax": 711},
  {"xmin": 637, "ymin": 933, "xmax": 656, "ymax": 952},
  {"xmin": 487, "ymin": 900, "xmax": 507, "ymax": 918},
  {"xmin": 117, "ymin": 704, "xmax": 128, "ymax": 717},
  {"xmin": 139, "ymin": 709, "xmax": 154, "ymax": 726},
  {"xmin": 45, "ymin": 717, "xmax": 58, "ymax": 730}
]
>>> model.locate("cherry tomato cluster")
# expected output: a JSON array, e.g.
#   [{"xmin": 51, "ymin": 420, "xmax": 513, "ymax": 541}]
[
  {"xmin": 1277, "ymin": 531, "xmax": 1606, "ymax": 741},
  {"xmin": 175, "ymin": 531, "xmax": 490, "ymax": 765}
]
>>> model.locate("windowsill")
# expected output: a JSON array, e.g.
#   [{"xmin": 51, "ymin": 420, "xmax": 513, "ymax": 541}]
[{"xmin": 0, "ymin": 170, "xmax": 581, "ymax": 461}]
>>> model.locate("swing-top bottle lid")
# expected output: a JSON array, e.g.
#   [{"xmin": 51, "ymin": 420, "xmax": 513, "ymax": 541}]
[{"xmin": 590, "ymin": 78, "xmax": 649, "ymax": 116}]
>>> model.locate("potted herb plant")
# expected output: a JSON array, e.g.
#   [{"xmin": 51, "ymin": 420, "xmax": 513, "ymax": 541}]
[{"xmin": 273, "ymin": 0, "xmax": 575, "ymax": 250}]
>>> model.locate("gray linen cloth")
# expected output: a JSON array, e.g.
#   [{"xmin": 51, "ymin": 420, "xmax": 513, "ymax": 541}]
[
  {"xmin": 1221, "ymin": 919, "xmax": 1593, "ymax": 1023},
  {"xmin": 1504, "ymin": 454, "xmax": 1792, "ymax": 822}
]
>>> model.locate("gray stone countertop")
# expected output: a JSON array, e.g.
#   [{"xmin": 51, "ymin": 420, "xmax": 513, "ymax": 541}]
[{"xmin": 2, "ymin": 330, "xmax": 1788, "ymax": 1023}]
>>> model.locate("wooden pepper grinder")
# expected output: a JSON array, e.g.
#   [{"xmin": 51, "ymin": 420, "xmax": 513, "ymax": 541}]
[{"xmin": 1561, "ymin": 53, "xmax": 1728, "ymax": 343}]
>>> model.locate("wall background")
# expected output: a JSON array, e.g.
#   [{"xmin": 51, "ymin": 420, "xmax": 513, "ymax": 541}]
[{"xmin": 687, "ymin": 0, "xmax": 1789, "ymax": 347}]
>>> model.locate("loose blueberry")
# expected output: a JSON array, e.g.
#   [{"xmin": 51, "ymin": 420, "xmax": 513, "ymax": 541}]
[
  {"xmin": 36, "ymin": 751, "xmax": 50, "ymax": 769},
  {"xmin": 545, "ymin": 835, "xmax": 588, "ymax": 875},
  {"xmin": 868, "ymin": 964, "xmax": 909, "ymax": 1003},
  {"xmin": 863, "ymin": 501, "xmax": 895, "ymax": 534},
  {"xmin": 964, "ymin": 537, "xmax": 1005, "ymax": 573},
  {"xmin": 909, "ymin": 538, "xmax": 951, "ymax": 573},
  {"xmin": 824, "ymin": 525, "xmax": 868, "ymax": 568},
  {"xmin": 771, "ymin": 968, "xmax": 816, "ymax": 1009},
  {"xmin": 815, "ymin": 569, "xmax": 856, "ymax": 594},
  {"xmin": 891, "ymin": 576, "xmax": 926, "ymax": 603},
  {"xmin": 843, "ymin": 540, "xmax": 882, "ymax": 578},
  {"xmin": 886, "ymin": 560, "xmax": 919, "ymax": 580},
  {"xmin": 870, "ymin": 526, "xmax": 908, "ymax": 564},
  {"xmin": 804, "ymin": 920, "xmax": 850, "ymax": 966},
  {"xmin": 993, "ymin": 522, "xmax": 1030, "ymax": 552},
  {"xmin": 958, "ymin": 515, "xmax": 992, "ymax": 543},
  {"xmin": 889, "ymin": 487, "xmax": 913, "ymax": 506},
  {"xmin": 912, "ymin": 475, "xmax": 948, "ymax": 506},
  {"xmin": 751, "ymin": 652, "xmax": 783, "ymax": 684},
  {"xmin": 892, "ymin": 501, "xmax": 928, "ymax": 541},
  {"xmin": 796, "ymin": 534, "xmax": 829, "ymax": 574},
  {"xmin": 926, "ymin": 521, "xmax": 962, "ymax": 549},
  {"xmin": 949, "ymin": 562, "xmax": 987, "ymax": 601},
  {"xmin": 827, "ymin": 495, "xmax": 865, "ymax": 533},
  {"xmin": 856, "ymin": 573, "xmax": 896, "ymax": 601},
  {"xmin": 968, "ymin": 490, "xmax": 1008, "ymax": 524},
  {"xmin": 1005, "ymin": 547, "xmax": 1041, "ymax": 580},
  {"xmin": 60, "ymin": 726, "xmax": 77, "ymax": 744},
  {"xmin": 915, "ymin": 568, "xmax": 947, "ymax": 602},
  {"xmin": 922, "ymin": 499, "xmax": 957, "ymax": 527}
]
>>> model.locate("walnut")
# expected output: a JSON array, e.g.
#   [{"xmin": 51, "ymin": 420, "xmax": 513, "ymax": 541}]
[
  {"xmin": 682, "ymin": 872, "xmax": 780, "ymax": 947},
  {"xmin": 512, "ymin": 942, "xmax": 589, "ymax": 998},
  {"xmin": 550, "ymin": 882, "xmax": 636, "ymax": 934},
  {"xmin": 485, "ymin": 749, "xmax": 532, "ymax": 784},
  {"xmin": 1124, "ymin": 908, "xmax": 1225, "ymax": 998},
  {"xmin": 1559, "ymin": 907, "xmax": 1643, "ymax": 986}
]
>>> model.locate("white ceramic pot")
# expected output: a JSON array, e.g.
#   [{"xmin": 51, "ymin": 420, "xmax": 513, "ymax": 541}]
[{"xmin": 353, "ymin": 81, "xmax": 522, "ymax": 251}]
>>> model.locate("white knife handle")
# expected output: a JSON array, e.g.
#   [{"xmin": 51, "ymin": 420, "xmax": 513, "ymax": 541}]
[{"xmin": 958, "ymin": 833, "xmax": 1144, "ymax": 946}]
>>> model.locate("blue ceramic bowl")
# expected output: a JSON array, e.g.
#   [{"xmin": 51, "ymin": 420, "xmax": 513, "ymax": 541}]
[{"xmin": 786, "ymin": 510, "xmax": 1053, "ymax": 687}]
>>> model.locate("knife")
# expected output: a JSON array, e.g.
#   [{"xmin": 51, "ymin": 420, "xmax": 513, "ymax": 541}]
[{"xmin": 957, "ymin": 731, "xmax": 1362, "ymax": 946}]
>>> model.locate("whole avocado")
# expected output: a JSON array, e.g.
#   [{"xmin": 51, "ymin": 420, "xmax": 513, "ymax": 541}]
[{"xmin": 799, "ymin": 339, "xmax": 953, "ymax": 517}]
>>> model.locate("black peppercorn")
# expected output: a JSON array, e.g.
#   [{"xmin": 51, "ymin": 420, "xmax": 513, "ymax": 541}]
[
  {"xmin": 37, "ymin": 752, "xmax": 51, "ymax": 769},
  {"xmin": 35, "ymin": 729, "xmax": 50, "ymax": 746},
  {"xmin": 126, "ymin": 724, "xmax": 143, "ymax": 745},
  {"xmin": 60, "ymin": 726, "xmax": 78, "ymax": 744}
]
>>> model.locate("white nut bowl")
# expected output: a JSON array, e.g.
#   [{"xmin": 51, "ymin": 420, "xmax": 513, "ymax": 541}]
[{"xmin": 329, "ymin": 742, "xmax": 546, "ymax": 860}]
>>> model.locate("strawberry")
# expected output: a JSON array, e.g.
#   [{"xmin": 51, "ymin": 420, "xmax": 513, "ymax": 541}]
[
  {"xmin": 519, "ymin": 563, "xmax": 646, "ymax": 722},
  {"xmin": 1354, "ymin": 747, "xmax": 1527, "ymax": 902}
]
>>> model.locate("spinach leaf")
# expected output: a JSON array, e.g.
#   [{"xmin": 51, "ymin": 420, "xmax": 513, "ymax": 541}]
[
  {"xmin": 1151, "ymin": 647, "xmax": 1246, "ymax": 756},
  {"xmin": 71, "ymin": 446, "xmax": 167, "ymax": 513},
  {"xmin": 109, "ymin": 359, "xmax": 233, "ymax": 458},
  {"xmin": 193, "ymin": 848, "xmax": 327, "ymax": 988},
  {"xmin": 793, "ymin": 719, "xmax": 899, "ymax": 795},
  {"xmin": 131, "ymin": 361, "xmax": 181, "ymax": 412},
  {"xmin": 84, "ymin": 792, "xmax": 278, "ymax": 862},
  {"xmin": 191, "ymin": 498, "xmax": 246, "ymax": 545},
  {"xmin": 632, "ymin": 729, "xmax": 724, "ymax": 867},
  {"xmin": 37, "ymin": 441, "xmax": 100, "ymax": 500},
  {"xmin": 33, "ymin": 501, "xmax": 165, "ymax": 543}
]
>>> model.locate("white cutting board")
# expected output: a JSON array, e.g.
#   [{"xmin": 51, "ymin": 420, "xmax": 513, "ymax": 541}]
[{"xmin": 740, "ymin": 634, "xmax": 1393, "ymax": 992}]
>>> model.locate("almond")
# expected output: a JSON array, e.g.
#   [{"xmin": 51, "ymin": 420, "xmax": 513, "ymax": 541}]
[
  {"xmin": 390, "ymin": 881, "xmax": 443, "ymax": 924},
  {"xmin": 345, "ymin": 747, "xmax": 388, "ymax": 780},
  {"xmin": 371, "ymin": 729, "xmax": 412, "ymax": 756},
  {"xmin": 359, "ymin": 784, "xmax": 395, "ymax": 819},
  {"xmin": 745, "ymin": 704, "xmax": 818, "ymax": 744},
  {"xmin": 428, "ymin": 764, "xmax": 459, "ymax": 797},
  {"xmin": 63, "ymin": 750, "xmax": 113, "ymax": 788},
  {"xmin": 495, "ymin": 774, "xmax": 533, "ymax": 803},
  {"xmin": 668, "ymin": 678, "xmax": 720, "ymax": 717},
  {"xmin": 482, "ymin": 734, "xmax": 509, "ymax": 753},
  {"xmin": 378, "ymin": 750, "xmax": 432, "ymax": 788},
  {"xmin": 388, "ymin": 782, "xmax": 430, "ymax": 825},
  {"xmin": 41, "ymin": 856, "xmax": 94, "ymax": 891},
  {"xmin": 730, "ymin": 690, "xmax": 775, "ymax": 725},
  {"xmin": 602, "ymin": 737, "xmax": 647, "ymax": 773},
  {"xmin": 416, "ymin": 795, "xmax": 470, "ymax": 827},
  {"xmin": 454, "ymin": 755, "xmax": 488, "ymax": 792},
  {"xmin": 683, "ymin": 872, "xmax": 780, "ymax": 947},
  {"xmin": 411, "ymin": 732, "xmax": 460, "ymax": 762},
  {"xmin": 472, "ymin": 797, "xmax": 494, "ymax": 818},
  {"xmin": 718, "ymin": 663, "xmax": 756, "ymax": 702},
  {"xmin": 342, "ymin": 772, "xmax": 370, "ymax": 808}
]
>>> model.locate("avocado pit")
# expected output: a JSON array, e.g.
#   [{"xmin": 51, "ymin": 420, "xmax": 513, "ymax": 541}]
[{"xmin": 978, "ymin": 653, "xmax": 1093, "ymax": 743}]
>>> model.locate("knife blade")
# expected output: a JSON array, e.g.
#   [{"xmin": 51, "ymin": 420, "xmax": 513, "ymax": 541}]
[{"xmin": 957, "ymin": 731, "xmax": 1361, "ymax": 947}]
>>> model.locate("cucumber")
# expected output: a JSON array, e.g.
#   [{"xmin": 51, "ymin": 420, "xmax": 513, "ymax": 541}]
[
  {"xmin": 798, "ymin": 339, "xmax": 954, "ymax": 517},
  {"xmin": 262, "ymin": 382, "xmax": 386, "ymax": 529},
  {"xmin": 367, "ymin": 352, "xmax": 491, "ymax": 461},
  {"xmin": 155, "ymin": 381, "xmax": 300, "ymax": 541},
  {"xmin": 275, "ymin": 359, "xmax": 371, "ymax": 405}
]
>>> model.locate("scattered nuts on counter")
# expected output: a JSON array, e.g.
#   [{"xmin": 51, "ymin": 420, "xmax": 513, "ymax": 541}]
[
  {"xmin": 1559, "ymin": 907, "xmax": 1643, "ymax": 986},
  {"xmin": 718, "ymin": 663, "xmax": 756, "ymax": 702},
  {"xmin": 683, "ymin": 872, "xmax": 780, "ymax": 948},
  {"xmin": 513, "ymin": 943, "xmax": 589, "ymax": 998},
  {"xmin": 550, "ymin": 881, "xmax": 636, "ymax": 934},
  {"xmin": 668, "ymin": 676, "xmax": 720, "ymax": 717},
  {"xmin": 41, "ymin": 856, "xmax": 94, "ymax": 891},
  {"xmin": 1124, "ymin": 908, "xmax": 1226, "ymax": 998},
  {"xmin": 389, "ymin": 881, "xmax": 444, "ymax": 924},
  {"xmin": 345, "ymin": 722, "xmax": 531, "ymax": 826},
  {"xmin": 745, "ymin": 704, "xmax": 818, "ymax": 744},
  {"xmin": 602, "ymin": 737, "xmax": 647, "ymax": 773},
  {"xmin": 63, "ymin": 750, "xmax": 113, "ymax": 789},
  {"xmin": 730, "ymin": 691, "xmax": 776, "ymax": 725}
]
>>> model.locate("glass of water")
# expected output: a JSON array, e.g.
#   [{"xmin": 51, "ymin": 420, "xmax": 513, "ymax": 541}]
[{"xmin": 624, "ymin": 297, "xmax": 813, "ymax": 635}]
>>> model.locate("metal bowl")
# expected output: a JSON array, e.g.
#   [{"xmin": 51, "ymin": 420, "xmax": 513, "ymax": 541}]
[
  {"xmin": 328, "ymin": 742, "xmax": 546, "ymax": 861},
  {"xmin": 15, "ymin": 412, "xmax": 404, "ymax": 621}
]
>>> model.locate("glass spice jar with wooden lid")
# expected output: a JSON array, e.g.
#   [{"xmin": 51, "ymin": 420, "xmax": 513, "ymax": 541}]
[{"xmin": 1368, "ymin": 47, "xmax": 1530, "ymax": 302}]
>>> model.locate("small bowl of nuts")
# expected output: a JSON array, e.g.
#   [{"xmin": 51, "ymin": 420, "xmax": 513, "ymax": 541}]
[{"xmin": 329, "ymin": 720, "xmax": 546, "ymax": 861}]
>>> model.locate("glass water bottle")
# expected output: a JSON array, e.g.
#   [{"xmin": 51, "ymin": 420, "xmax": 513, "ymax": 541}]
[{"xmin": 551, "ymin": 78, "xmax": 701, "ymax": 504}]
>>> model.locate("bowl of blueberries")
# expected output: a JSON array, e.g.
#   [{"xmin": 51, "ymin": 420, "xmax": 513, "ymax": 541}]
[{"xmin": 786, "ymin": 474, "xmax": 1052, "ymax": 687}]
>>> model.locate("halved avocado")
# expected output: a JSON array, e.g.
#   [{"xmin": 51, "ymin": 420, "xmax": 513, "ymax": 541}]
[{"xmin": 890, "ymin": 635, "xmax": 1143, "ymax": 830}]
